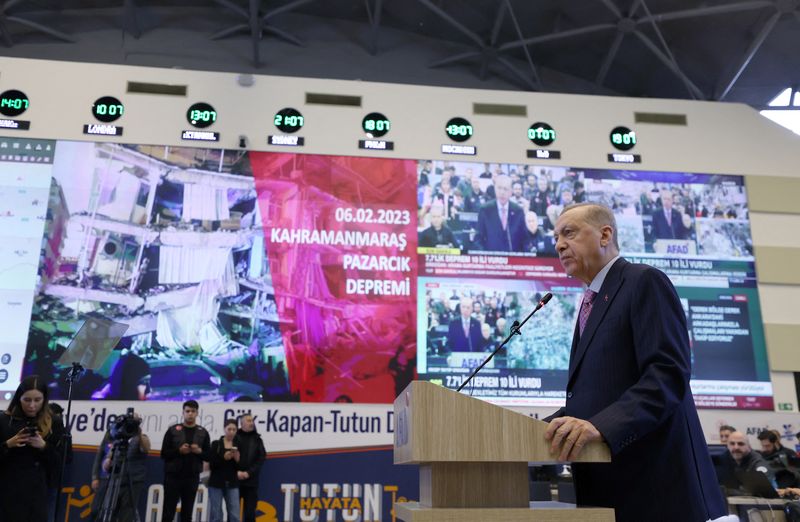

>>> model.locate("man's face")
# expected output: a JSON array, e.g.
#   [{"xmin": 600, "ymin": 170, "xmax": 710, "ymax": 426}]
[
  {"xmin": 554, "ymin": 207, "xmax": 612, "ymax": 284},
  {"xmin": 760, "ymin": 440, "xmax": 776, "ymax": 454},
  {"xmin": 495, "ymin": 177, "xmax": 512, "ymax": 205},
  {"xmin": 727, "ymin": 433, "xmax": 750, "ymax": 461},
  {"xmin": 719, "ymin": 429, "xmax": 732, "ymax": 444},
  {"xmin": 481, "ymin": 323, "xmax": 491, "ymax": 340},
  {"xmin": 183, "ymin": 407, "xmax": 198, "ymax": 425},
  {"xmin": 525, "ymin": 211, "xmax": 539, "ymax": 234},
  {"xmin": 241, "ymin": 415, "xmax": 255, "ymax": 432},
  {"xmin": 662, "ymin": 191, "xmax": 674, "ymax": 210},
  {"xmin": 471, "ymin": 178, "xmax": 481, "ymax": 192},
  {"xmin": 537, "ymin": 178, "xmax": 548, "ymax": 192},
  {"xmin": 429, "ymin": 207, "xmax": 444, "ymax": 230},
  {"xmin": 527, "ymin": 175, "xmax": 537, "ymax": 188},
  {"xmin": 512, "ymin": 183, "xmax": 523, "ymax": 197},
  {"xmin": 495, "ymin": 318, "xmax": 506, "ymax": 333},
  {"xmin": 460, "ymin": 298, "xmax": 473, "ymax": 319},
  {"xmin": 561, "ymin": 190, "xmax": 574, "ymax": 205}
]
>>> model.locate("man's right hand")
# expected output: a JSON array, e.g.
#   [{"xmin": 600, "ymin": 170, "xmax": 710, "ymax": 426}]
[
  {"xmin": 91, "ymin": 479, "xmax": 100, "ymax": 491},
  {"xmin": 179, "ymin": 443, "xmax": 191, "ymax": 455}
]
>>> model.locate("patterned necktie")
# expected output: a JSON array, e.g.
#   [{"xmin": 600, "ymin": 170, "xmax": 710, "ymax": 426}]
[{"xmin": 578, "ymin": 289, "xmax": 597, "ymax": 336}]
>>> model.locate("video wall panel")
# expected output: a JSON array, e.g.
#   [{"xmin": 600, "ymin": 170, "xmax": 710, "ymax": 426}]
[{"xmin": 0, "ymin": 136, "xmax": 771, "ymax": 409}]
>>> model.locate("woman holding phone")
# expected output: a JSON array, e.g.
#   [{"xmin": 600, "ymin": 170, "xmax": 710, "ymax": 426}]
[
  {"xmin": 0, "ymin": 375, "xmax": 64, "ymax": 522},
  {"xmin": 208, "ymin": 419, "xmax": 241, "ymax": 522}
]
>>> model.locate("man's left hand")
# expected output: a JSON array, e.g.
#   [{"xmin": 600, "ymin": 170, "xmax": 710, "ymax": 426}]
[{"xmin": 544, "ymin": 416, "xmax": 603, "ymax": 461}]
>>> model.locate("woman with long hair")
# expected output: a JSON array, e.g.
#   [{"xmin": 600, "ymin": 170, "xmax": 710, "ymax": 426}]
[
  {"xmin": 208, "ymin": 419, "xmax": 241, "ymax": 522},
  {"xmin": 0, "ymin": 375, "xmax": 64, "ymax": 521}
]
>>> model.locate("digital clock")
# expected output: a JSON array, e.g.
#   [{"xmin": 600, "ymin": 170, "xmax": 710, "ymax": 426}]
[
  {"xmin": 0, "ymin": 90, "xmax": 29, "ymax": 117},
  {"xmin": 610, "ymin": 126, "xmax": 636, "ymax": 151},
  {"xmin": 274, "ymin": 108, "xmax": 304, "ymax": 133},
  {"xmin": 528, "ymin": 122, "xmax": 556, "ymax": 146},
  {"xmin": 92, "ymin": 96, "xmax": 124, "ymax": 123},
  {"xmin": 362, "ymin": 112, "xmax": 391, "ymax": 138},
  {"xmin": 186, "ymin": 102, "xmax": 217, "ymax": 128},
  {"xmin": 445, "ymin": 117, "xmax": 473, "ymax": 142}
]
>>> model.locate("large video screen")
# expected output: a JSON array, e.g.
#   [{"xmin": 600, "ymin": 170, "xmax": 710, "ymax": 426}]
[{"xmin": 0, "ymin": 137, "xmax": 771, "ymax": 409}]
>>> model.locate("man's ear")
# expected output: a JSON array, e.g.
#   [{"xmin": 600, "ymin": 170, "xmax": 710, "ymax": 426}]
[{"xmin": 600, "ymin": 225, "xmax": 614, "ymax": 246}]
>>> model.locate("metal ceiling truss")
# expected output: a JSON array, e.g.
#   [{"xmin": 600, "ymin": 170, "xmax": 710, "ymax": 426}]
[
  {"xmin": 0, "ymin": 0, "xmax": 796, "ymax": 106},
  {"xmin": 0, "ymin": 0, "xmax": 75, "ymax": 46}
]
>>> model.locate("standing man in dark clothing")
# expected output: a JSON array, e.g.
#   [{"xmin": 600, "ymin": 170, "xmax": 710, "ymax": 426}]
[
  {"xmin": 160, "ymin": 400, "xmax": 210, "ymax": 522},
  {"xmin": 237, "ymin": 414, "xmax": 266, "ymax": 522}
]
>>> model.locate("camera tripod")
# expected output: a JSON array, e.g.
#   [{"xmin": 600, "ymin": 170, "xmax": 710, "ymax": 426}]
[{"xmin": 96, "ymin": 438, "xmax": 141, "ymax": 522}]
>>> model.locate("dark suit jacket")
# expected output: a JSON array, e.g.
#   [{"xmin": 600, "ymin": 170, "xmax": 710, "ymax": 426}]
[
  {"xmin": 550, "ymin": 258, "xmax": 726, "ymax": 522},
  {"xmin": 652, "ymin": 207, "xmax": 690, "ymax": 239},
  {"xmin": 446, "ymin": 317, "xmax": 483, "ymax": 352},
  {"xmin": 522, "ymin": 230, "xmax": 556, "ymax": 256},
  {"xmin": 419, "ymin": 225, "xmax": 458, "ymax": 248},
  {"xmin": 475, "ymin": 200, "xmax": 526, "ymax": 252}
]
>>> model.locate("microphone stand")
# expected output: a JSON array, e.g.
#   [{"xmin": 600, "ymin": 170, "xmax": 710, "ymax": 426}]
[
  {"xmin": 54, "ymin": 361, "xmax": 83, "ymax": 522},
  {"xmin": 457, "ymin": 293, "xmax": 552, "ymax": 392}
]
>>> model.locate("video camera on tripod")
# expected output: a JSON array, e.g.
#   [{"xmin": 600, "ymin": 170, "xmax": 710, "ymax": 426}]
[
  {"xmin": 97, "ymin": 407, "xmax": 144, "ymax": 522},
  {"xmin": 110, "ymin": 407, "xmax": 141, "ymax": 443}
]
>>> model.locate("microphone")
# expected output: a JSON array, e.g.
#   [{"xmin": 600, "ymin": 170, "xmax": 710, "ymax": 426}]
[{"xmin": 457, "ymin": 292, "xmax": 554, "ymax": 392}]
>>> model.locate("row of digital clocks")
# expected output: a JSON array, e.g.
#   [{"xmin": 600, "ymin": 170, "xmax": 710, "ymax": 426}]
[{"xmin": 0, "ymin": 89, "xmax": 641, "ymax": 164}]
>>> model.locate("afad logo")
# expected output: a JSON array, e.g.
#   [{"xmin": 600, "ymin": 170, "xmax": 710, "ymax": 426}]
[{"xmin": 280, "ymin": 483, "xmax": 410, "ymax": 522}]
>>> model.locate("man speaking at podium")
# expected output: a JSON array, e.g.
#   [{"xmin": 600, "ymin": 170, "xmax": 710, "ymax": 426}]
[{"xmin": 544, "ymin": 203, "xmax": 725, "ymax": 522}]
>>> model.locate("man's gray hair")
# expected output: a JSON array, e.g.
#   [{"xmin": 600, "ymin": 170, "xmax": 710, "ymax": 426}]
[{"xmin": 560, "ymin": 202, "xmax": 620, "ymax": 250}]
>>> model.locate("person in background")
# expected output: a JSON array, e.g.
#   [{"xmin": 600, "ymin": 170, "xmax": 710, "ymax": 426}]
[
  {"xmin": 722, "ymin": 431, "xmax": 773, "ymax": 480},
  {"xmin": 208, "ymin": 419, "xmax": 241, "ymax": 522},
  {"xmin": 47, "ymin": 402, "xmax": 71, "ymax": 522},
  {"xmin": 237, "ymin": 414, "xmax": 266, "ymax": 522},
  {"xmin": 160, "ymin": 400, "xmax": 210, "ymax": 522},
  {"xmin": 446, "ymin": 296, "xmax": 483, "ymax": 352},
  {"xmin": 522, "ymin": 211, "xmax": 556, "ymax": 256},
  {"xmin": 758, "ymin": 429, "xmax": 799, "ymax": 469},
  {"xmin": 475, "ymin": 175, "xmax": 526, "ymax": 252},
  {"xmin": 719, "ymin": 425, "xmax": 736, "ymax": 444},
  {"xmin": 0, "ymin": 375, "xmax": 64, "ymax": 522},
  {"xmin": 90, "ymin": 413, "xmax": 150, "ymax": 522},
  {"xmin": 418, "ymin": 204, "xmax": 458, "ymax": 249},
  {"xmin": 652, "ymin": 190, "xmax": 691, "ymax": 240}
]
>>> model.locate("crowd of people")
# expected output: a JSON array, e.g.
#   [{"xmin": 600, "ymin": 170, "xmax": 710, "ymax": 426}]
[
  {"xmin": 417, "ymin": 161, "xmax": 578, "ymax": 255},
  {"xmin": 415, "ymin": 160, "xmax": 753, "ymax": 259},
  {"xmin": 424, "ymin": 289, "xmax": 573, "ymax": 370},
  {"xmin": 715, "ymin": 424, "xmax": 800, "ymax": 497},
  {"xmin": 0, "ymin": 377, "xmax": 266, "ymax": 522}
]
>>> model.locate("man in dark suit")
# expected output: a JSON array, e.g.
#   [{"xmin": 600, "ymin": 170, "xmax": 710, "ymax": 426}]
[
  {"xmin": 544, "ymin": 203, "xmax": 726, "ymax": 522},
  {"xmin": 446, "ymin": 296, "xmax": 483, "ymax": 352},
  {"xmin": 652, "ymin": 190, "xmax": 691, "ymax": 239},
  {"xmin": 419, "ymin": 204, "xmax": 458, "ymax": 248},
  {"xmin": 523, "ymin": 210, "xmax": 556, "ymax": 256},
  {"xmin": 475, "ymin": 174, "xmax": 526, "ymax": 252}
]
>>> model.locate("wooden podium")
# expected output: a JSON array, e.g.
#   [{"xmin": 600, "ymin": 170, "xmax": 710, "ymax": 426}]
[{"xmin": 393, "ymin": 381, "xmax": 614, "ymax": 521}]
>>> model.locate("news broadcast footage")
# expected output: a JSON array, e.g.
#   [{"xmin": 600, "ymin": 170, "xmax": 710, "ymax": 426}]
[{"xmin": 0, "ymin": 136, "xmax": 771, "ymax": 409}]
